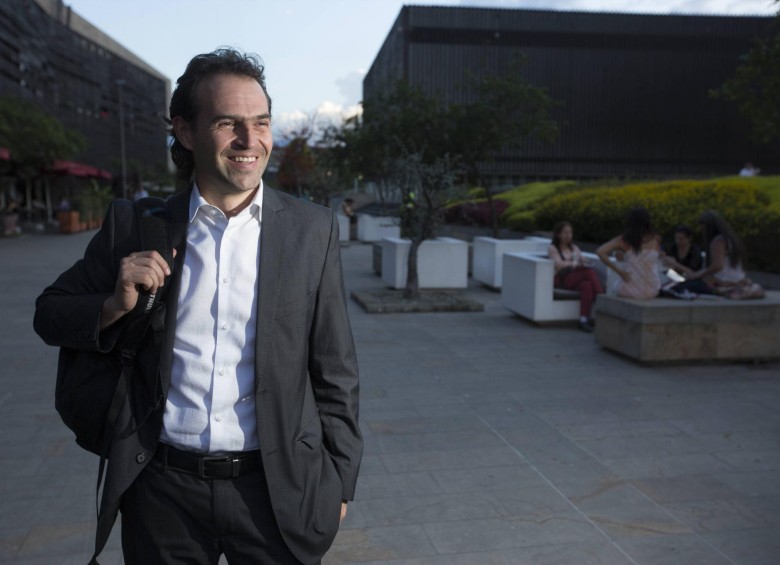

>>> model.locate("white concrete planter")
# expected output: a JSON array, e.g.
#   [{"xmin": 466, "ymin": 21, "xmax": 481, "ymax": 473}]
[
  {"xmin": 472, "ymin": 237, "xmax": 551, "ymax": 289},
  {"xmin": 356, "ymin": 214, "xmax": 400, "ymax": 242},
  {"xmin": 337, "ymin": 214, "xmax": 350, "ymax": 242},
  {"xmin": 501, "ymin": 251, "xmax": 618, "ymax": 323},
  {"xmin": 381, "ymin": 237, "xmax": 469, "ymax": 289}
]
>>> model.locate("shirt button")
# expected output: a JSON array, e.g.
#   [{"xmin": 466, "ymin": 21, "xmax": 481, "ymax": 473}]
[
  {"xmin": 218, "ymin": 368, "xmax": 225, "ymax": 376},
  {"xmin": 215, "ymin": 415, "xmax": 223, "ymax": 422},
  {"xmin": 222, "ymin": 277, "xmax": 230, "ymax": 284},
  {"xmin": 135, "ymin": 453, "xmax": 146, "ymax": 464},
  {"xmin": 221, "ymin": 323, "xmax": 228, "ymax": 330}
]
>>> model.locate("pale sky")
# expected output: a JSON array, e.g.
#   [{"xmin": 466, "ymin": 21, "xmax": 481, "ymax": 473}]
[{"xmin": 66, "ymin": 0, "xmax": 777, "ymax": 135}]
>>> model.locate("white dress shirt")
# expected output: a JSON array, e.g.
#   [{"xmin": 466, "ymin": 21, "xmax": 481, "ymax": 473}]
[{"xmin": 160, "ymin": 183, "xmax": 263, "ymax": 454}]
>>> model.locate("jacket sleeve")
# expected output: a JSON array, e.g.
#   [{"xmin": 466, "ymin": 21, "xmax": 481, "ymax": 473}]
[
  {"xmin": 308, "ymin": 210, "xmax": 363, "ymax": 501},
  {"xmin": 34, "ymin": 200, "xmax": 138, "ymax": 353}
]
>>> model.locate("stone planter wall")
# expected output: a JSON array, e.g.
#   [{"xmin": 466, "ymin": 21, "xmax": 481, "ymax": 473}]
[
  {"xmin": 337, "ymin": 214, "xmax": 350, "ymax": 242},
  {"xmin": 57, "ymin": 210, "xmax": 82, "ymax": 234},
  {"xmin": 595, "ymin": 292, "xmax": 780, "ymax": 363},
  {"xmin": 357, "ymin": 214, "xmax": 400, "ymax": 242},
  {"xmin": 381, "ymin": 237, "xmax": 469, "ymax": 289}
]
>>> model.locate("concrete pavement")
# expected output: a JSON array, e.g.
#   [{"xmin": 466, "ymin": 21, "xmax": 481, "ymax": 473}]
[{"xmin": 1, "ymin": 231, "xmax": 779, "ymax": 564}]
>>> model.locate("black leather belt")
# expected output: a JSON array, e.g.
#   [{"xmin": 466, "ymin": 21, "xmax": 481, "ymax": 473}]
[{"xmin": 154, "ymin": 443, "xmax": 261, "ymax": 479}]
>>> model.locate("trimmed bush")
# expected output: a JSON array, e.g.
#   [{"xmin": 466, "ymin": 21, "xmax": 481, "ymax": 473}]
[
  {"xmin": 444, "ymin": 198, "xmax": 509, "ymax": 226},
  {"xmin": 533, "ymin": 177, "xmax": 780, "ymax": 272},
  {"xmin": 498, "ymin": 181, "xmax": 578, "ymax": 231}
]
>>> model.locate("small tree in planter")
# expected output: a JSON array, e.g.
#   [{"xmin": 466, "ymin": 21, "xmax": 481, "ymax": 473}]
[
  {"xmin": 90, "ymin": 182, "xmax": 114, "ymax": 227},
  {"xmin": 75, "ymin": 180, "xmax": 114, "ymax": 229},
  {"xmin": 390, "ymin": 151, "xmax": 462, "ymax": 300}
]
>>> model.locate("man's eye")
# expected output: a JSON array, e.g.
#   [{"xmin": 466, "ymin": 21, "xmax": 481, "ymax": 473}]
[{"xmin": 217, "ymin": 120, "xmax": 234, "ymax": 128}]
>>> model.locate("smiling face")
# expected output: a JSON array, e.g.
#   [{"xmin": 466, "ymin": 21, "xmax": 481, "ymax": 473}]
[{"xmin": 173, "ymin": 73, "xmax": 272, "ymax": 206}]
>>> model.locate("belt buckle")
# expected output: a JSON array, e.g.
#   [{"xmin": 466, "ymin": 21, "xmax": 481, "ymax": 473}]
[{"xmin": 197, "ymin": 455, "xmax": 240, "ymax": 479}]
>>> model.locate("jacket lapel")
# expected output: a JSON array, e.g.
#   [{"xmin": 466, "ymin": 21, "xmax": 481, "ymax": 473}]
[{"xmin": 255, "ymin": 187, "xmax": 287, "ymax": 388}]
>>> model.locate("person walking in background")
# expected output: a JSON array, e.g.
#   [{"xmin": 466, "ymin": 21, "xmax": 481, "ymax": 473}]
[
  {"xmin": 596, "ymin": 207, "xmax": 662, "ymax": 299},
  {"xmin": 132, "ymin": 185, "xmax": 150, "ymax": 200},
  {"xmin": 662, "ymin": 224, "xmax": 702, "ymax": 276},
  {"xmin": 35, "ymin": 48, "xmax": 362, "ymax": 565},
  {"xmin": 340, "ymin": 197, "xmax": 355, "ymax": 222},
  {"xmin": 548, "ymin": 221, "xmax": 603, "ymax": 332},
  {"xmin": 739, "ymin": 162, "xmax": 760, "ymax": 177}
]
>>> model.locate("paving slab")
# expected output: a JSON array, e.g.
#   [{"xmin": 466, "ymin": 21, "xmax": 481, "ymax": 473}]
[{"xmin": 1, "ymin": 234, "xmax": 779, "ymax": 564}]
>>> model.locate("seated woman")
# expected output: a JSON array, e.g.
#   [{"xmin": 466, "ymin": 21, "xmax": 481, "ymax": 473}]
[
  {"xmin": 675, "ymin": 210, "xmax": 760, "ymax": 298},
  {"xmin": 597, "ymin": 207, "xmax": 662, "ymax": 300},
  {"xmin": 663, "ymin": 224, "xmax": 702, "ymax": 276},
  {"xmin": 548, "ymin": 221, "xmax": 604, "ymax": 332}
]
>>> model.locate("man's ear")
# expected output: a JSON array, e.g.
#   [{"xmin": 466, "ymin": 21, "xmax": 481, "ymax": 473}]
[{"xmin": 172, "ymin": 116, "xmax": 193, "ymax": 150}]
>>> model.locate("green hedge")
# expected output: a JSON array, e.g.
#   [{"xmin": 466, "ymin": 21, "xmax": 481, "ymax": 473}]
[
  {"xmin": 497, "ymin": 181, "xmax": 578, "ymax": 231},
  {"xmin": 532, "ymin": 177, "xmax": 780, "ymax": 272}
]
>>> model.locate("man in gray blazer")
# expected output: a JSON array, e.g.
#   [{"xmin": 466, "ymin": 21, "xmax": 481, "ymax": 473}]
[{"xmin": 34, "ymin": 48, "xmax": 362, "ymax": 564}]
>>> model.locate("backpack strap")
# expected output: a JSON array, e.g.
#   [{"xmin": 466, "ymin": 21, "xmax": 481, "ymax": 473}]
[{"xmin": 92, "ymin": 196, "xmax": 174, "ymax": 563}]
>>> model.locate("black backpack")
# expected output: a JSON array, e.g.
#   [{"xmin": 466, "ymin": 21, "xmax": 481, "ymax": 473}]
[{"xmin": 54, "ymin": 197, "xmax": 174, "ymax": 456}]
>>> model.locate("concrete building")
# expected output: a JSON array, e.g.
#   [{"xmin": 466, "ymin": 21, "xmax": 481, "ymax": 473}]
[
  {"xmin": 365, "ymin": 6, "xmax": 778, "ymax": 185},
  {"xmin": 0, "ymin": 0, "xmax": 170, "ymax": 186}
]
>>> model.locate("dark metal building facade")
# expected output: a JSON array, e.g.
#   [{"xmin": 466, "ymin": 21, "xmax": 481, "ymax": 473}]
[
  {"xmin": 365, "ymin": 6, "xmax": 778, "ymax": 184},
  {"xmin": 0, "ymin": 0, "xmax": 169, "ymax": 176}
]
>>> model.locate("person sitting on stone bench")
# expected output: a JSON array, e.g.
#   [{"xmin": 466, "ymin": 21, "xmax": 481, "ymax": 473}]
[
  {"xmin": 662, "ymin": 223, "xmax": 703, "ymax": 277},
  {"xmin": 548, "ymin": 221, "xmax": 603, "ymax": 332},
  {"xmin": 673, "ymin": 210, "xmax": 764, "ymax": 299},
  {"xmin": 596, "ymin": 207, "xmax": 662, "ymax": 300}
]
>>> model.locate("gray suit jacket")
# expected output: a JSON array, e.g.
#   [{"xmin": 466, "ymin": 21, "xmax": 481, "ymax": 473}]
[{"xmin": 34, "ymin": 186, "xmax": 363, "ymax": 564}]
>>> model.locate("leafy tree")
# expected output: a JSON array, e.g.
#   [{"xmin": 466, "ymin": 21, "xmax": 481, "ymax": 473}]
[
  {"xmin": 0, "ymin": 96, "xmax": 86, "ymax": 178},
  {"xmin": 350, "ymin": 82, "xmax": 462, "ymax": 299},
  {"xmin": 333, "ymin": 67, "xmax": 559, "ymax": 297},
  {"xmin": 713, "ymin": 3, "xmax": 780, "ymax": 144},
  {"xmin": 277, "ymin": 131, "xmax": 316, "ymax": 198},
  {"xmin": 327, "ymin": 81, "xmax": 449, "ymax": 214},
  {"xmin": 451, "ymin": 57, "xmax": 559, "ymax": 236},
  {"xmin": 277, "ymin": 114, "xmax": 347, "ymax": 207}
]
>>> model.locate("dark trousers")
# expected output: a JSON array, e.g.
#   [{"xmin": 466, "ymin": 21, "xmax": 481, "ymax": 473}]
[
  {"xmin": 555, "ymin": 267, "xmax": 604, "ymax": 318},
  {"xmin": 672, "ymin": 279, "xmax": 714, "ymax": 295},
  {"xmin": 120, "ymin": 449, "xmax": 312, "ymax": 565}
]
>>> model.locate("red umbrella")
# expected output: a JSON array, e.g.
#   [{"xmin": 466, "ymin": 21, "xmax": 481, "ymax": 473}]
[{"xmin": 50, "ymin": 160, "xmax": 113, "ymax": 180}]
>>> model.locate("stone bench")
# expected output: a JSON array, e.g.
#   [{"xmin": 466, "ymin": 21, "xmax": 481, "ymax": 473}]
[
  {"xmin": 501, "ymin": 252, "xmax": 616, "ymax": 324},
  {"xmin": 595, "ymin": 291, "xmax": 780, "ymax": 363},
  {"xmin": 472, "ymin": 236, "xmax": 551, "ymax": 289}
]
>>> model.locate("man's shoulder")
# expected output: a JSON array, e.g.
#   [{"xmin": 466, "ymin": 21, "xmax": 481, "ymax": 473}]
[{"xmin": 266, "ymin": 187, "xmax": 333, "ymax": 220}]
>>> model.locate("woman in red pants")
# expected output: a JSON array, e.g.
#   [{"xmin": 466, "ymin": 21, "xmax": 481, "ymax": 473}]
[{"xmin": 548, "ymin": 221, "xmax": 604, "ymax": 332}]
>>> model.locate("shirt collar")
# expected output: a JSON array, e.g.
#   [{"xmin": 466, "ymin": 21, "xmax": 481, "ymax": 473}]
[{"xmin": 189, "ymin": 181, "xmax": 263, "ymax": 224}]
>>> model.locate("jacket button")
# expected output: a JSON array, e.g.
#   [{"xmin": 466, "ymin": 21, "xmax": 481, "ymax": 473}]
[{"xmin": 136, "ymin": 453, "xmax": 147, "ymax": 464}]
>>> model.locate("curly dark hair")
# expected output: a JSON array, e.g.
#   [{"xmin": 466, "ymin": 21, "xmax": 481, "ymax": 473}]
[
  {"xmin": 674, "ymin": 224, "xmax": 693, "ymax": 238},
  {"xmin": 622, "ymin": 207, "xmax": 654, "ymax": 253},
  {"xmin": 699, "ymin": 210, "xmax": 745, "ymax": 268},
  {"xmin": 168, "ymin": 48, "xmax": 272, "ymax": 181}
]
